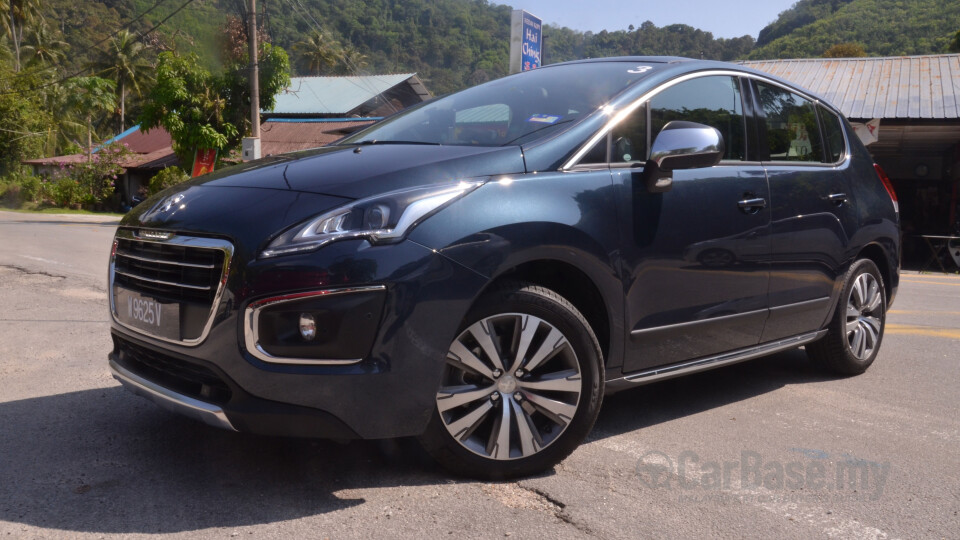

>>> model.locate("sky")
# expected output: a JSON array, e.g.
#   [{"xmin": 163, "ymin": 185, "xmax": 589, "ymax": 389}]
[{"xmin": 501, "ymin": 0, "xmax": 800, "ymax": 39}]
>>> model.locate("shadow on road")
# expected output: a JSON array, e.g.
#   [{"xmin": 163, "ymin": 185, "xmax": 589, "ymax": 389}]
[
  {"xmin": 0, "ymin": 348, "xmax": 838, "ymax": 534},
  {"xmin": 591, "ymin": 348, "xmax": 839, "ymax": 440}
]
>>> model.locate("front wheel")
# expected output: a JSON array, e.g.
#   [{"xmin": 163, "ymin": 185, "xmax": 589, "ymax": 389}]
[
  {"xmin": 419, "ymin": 281, "xmax": 603, "ymax": 479},
  {"xmin": 807, "ymin": 259, "xmax": 887, "ymax": 375}
]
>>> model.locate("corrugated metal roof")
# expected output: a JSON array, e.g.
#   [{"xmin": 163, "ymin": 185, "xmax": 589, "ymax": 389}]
[
  {"xmin": 266, "ymin": 74, "xmax": 417, "ymax": 115},
  {"xmin": 740, "ymin": 54, "xmax": 960, "ymax": 120},
  {"xmin": 99, "ymin": 125, "xmax": 173, "ymax": 154},
  {"xmin": 21, "ymin": 146, "xmax": 178, "ymax": 169},
  {"xmin": 456, "ymin": 104, "xmax": 510, "ymax": 124},
  {"xmin": 260, "ymin": 119, "xmax": 377, "ymax": 155}
]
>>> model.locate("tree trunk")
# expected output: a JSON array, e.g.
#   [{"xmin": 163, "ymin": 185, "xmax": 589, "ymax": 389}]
[
  {"xmin": 120, "ymin": 79, "xmax": 126, "ymax": 132},
  {"xmin": 87, "ymin": 115, "xmax": 93, "ymax": 163},
  {"xmin": 10, "ymin": 5, "xmax": 20, "ymax": 72}
]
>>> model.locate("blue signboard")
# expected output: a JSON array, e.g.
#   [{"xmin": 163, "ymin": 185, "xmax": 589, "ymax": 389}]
[{"xmin": 520, "ymin": 12, "xmax": 542, "ymax": 71}]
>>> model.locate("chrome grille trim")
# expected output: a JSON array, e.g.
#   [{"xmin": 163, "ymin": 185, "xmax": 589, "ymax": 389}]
[
  {"xmin": 116, "ymin": 251, "xmax": 217, "ymax": 269},
  {"xmin": 113, "ymin": 269, "xmax": 213, "ymax": 291},
  {"xmin": 109, "ymin": 228, "xmax": 234, "ymax": 346}
]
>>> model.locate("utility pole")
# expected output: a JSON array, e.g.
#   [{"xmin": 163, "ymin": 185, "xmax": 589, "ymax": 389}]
[{"xmin": 242, "ymin": 0, "xmax": 262, "ymax": 161}]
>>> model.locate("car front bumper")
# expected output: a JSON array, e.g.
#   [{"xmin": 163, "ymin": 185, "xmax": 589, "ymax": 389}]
[{"xmin": 108, "ymin": 237, "xmax": 489, "ymax": 440}]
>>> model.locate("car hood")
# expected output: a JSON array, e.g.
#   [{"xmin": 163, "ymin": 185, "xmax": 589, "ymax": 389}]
[
  {"xmin": 194, "ymin": 144, "xmax": 526, "ymax": 199},
  {"xmin": 120, "ymin": 185, "xmax": 352, "ymax": 261}
]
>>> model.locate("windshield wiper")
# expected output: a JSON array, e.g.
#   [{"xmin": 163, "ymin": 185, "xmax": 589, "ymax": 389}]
[{"xmin": 502, "ymin": 118, "xmax": 576, "ymax": 145}]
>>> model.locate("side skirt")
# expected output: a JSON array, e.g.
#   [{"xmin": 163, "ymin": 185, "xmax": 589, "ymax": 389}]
[{"xmin": 605, "ymin": 330, "xmax": 827, "ymax": 394}]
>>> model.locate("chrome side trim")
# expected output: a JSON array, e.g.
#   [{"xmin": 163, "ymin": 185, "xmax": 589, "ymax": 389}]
[
  {"xmin": 561, "ymin": 69, "xmax": 851, "ymax": 170},
  {"xmin": 110, "ymin": 359, "xmax": 237, "ymax": 431},
  {"xmin": 243, "ymin": 286, "xmax": 387, "ymax": 366},
  {"xmin": 630, "ymin": 308, "xmax": 768, "ymax": 336},
  {"xmin": 606, "ymin": 330, "xmax": 827, "ymax": 393},
  {"xmin": 109, "ymin": 229, "xmax": 234, "ymax": 347},
  {"xmin": 769, "ymin": 297, "xmax": 831, "ymax": 313}
]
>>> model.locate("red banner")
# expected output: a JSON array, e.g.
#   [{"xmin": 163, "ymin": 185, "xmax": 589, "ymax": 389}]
[{"xmin": 191, "ymin": 148, "xmax": 218, "ymax": 177}]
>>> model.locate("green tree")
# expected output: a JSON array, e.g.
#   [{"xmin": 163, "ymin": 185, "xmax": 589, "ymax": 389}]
[
  {"xmin": 823, "ymin": 42, "xmax": 867, "ymax": 57},
  {"xmin": 293, "ymin": 30, "xmax": 339, "ymax": 76},
  {"xmin": 64, "ymin": 76, "xmax": 116, "ymax": 158},
  {"xmin": 336, "ymin": 43, "xmax": 368, "ymax": 74},
  {"xmin": 94, "ymin": 29, "xmax": 154, "ymax": 132},
  {"xmin": 0, "ymin": 57, "xmax": 52, "ymax": 174},
  {"xmin": 1, "ymin": 0, "xmax": 43, "ymax": 71},
  {"xmin": 219, "ymin": 42, "xmax": 290, "ymax": 146},
  {"xmin": 22, "ymin": 21, "xmax": 67, "ymax": 68},
  {"xmin": 949, "ymin": 29, "xmax": 960, "ymax": 52},
  {"xmin": 139, "ymin": 51, "xmax": 235, "ymax": 166}
]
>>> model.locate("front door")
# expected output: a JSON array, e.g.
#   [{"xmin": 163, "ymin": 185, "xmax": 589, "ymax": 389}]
[{"xmin": 614, "ymin": 75, "xmax": 772, "ymax": 373}]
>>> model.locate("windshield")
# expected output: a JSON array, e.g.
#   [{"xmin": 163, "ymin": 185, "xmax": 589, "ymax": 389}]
[{"xmin": 340, "ymin": 62, "xmax": 657, "ymax": 147}]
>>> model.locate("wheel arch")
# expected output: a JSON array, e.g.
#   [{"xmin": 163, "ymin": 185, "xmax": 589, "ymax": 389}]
[
  {"xmin": 856, "ymin": 242, "xmax": 897, "ymax": 309},
  {"xmin": 475, "ymin": 258, "xmax": 617, "ymax": 369}
]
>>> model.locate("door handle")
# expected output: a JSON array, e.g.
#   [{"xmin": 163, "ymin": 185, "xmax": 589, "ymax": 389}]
[
  {"xmin": 737, "ymin": 197, "xmax": 767, "ymax": 214},
  {"xmin": 827, "ymin": 192, "xmax": 848, "ymax": 205}
]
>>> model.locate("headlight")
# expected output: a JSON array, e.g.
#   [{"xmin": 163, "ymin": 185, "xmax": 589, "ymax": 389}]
[{"xmin": 260, "ymin": 180, "xmax": 484, "ymax": 258}]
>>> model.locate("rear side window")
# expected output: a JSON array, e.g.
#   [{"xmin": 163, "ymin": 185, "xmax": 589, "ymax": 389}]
[
  {"xmin": 756, "ymin": 82, "xmax": 824, "ymax": 162},
  {"xmin": 819, "ymin": 106, "xmax": 846, "ymax": 163}
]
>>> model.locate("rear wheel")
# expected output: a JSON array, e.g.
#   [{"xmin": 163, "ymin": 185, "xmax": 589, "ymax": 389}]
[
  {"xmin": 419, "ymin": 281, "xmax": 603, "ymax": 479},
  {"xmin": 807, "ymin": 259, "xmax": 886, "ymax": 375}
]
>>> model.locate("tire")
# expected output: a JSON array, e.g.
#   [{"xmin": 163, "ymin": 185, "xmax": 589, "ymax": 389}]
[
  {"xmin": 806, "ymin": 259, "xmax": 886, "ymax": 375},
  {"xmin": 418, "ymin": 281, "xmax": 604, "ymax": 479}
]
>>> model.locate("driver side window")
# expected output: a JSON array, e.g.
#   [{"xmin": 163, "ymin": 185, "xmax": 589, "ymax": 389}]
[
  {"xmin": 598, "ymin": 75, "xmax": 747, "ymax": 166},
  {"xmin": 648, "ymin": 76, "xmax": 747, "ymax": 161}
]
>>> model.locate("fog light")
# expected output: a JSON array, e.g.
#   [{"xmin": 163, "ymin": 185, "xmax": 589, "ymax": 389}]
[{"xmin": 299, "ymin": 313, "xmax": 317, "ymax": 341}]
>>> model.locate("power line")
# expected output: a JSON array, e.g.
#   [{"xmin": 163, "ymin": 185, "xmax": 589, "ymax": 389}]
[
  {"xmin": 1, "ymin": 0, "xmax": 199, "ymax": 97},
  {"xmin": 286, "ymin": 0, "xmax": 398, "ymax": 114}
]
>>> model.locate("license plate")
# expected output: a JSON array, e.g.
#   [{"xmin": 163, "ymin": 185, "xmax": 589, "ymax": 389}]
[{"xmin": 114, "ymin": 287, "xmax": 181, "ymax": 340}]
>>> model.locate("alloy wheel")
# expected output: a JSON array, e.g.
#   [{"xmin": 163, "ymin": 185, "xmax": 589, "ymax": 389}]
[
  {"xmin": 845, "ymin": 272, "xmax": 883, "ymax": 360},
  {"xmin": 436, "ymin": 313, "xmax": 583, "ymax": 460}
]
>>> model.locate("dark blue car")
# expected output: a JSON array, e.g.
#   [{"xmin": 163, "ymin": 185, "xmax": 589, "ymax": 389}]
[{"xmin": 108, "ymin": 57, "xmax": 900, "ymax": 478}]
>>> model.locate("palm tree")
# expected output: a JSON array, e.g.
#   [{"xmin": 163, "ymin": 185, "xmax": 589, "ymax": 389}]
[
  {"xmin": 1, "ymin": 0, "xmax": 43, "ymax": 72},
  {"xmin": 64, "ymin": 76, "xmax": 116, "ymax": 159},
  {"xmin": 22, "ymin": 22, "xmax": 68, "ymax": 68},
  {"xmin": 293, "ymin": 30, "xmax": 339, "ymax": 76},
  {"xmin": 94, "ymin": 30, "xmax": 153, "ymax": 131},
  {"xmin": 338, "ymin": 44, "xmax": 368, "ymax": 74}
]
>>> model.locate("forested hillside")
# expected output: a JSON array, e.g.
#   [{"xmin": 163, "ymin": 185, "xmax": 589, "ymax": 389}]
[
  {"xmin": 23, "ymin": 0, "xmax": 960, "ymax": 95},
  {"xmin": 28, "ymin": 0, "xmax": 756, "ymax": 94},
  {"xmin": 750, "ymin": 0, "xmax": 960, "ymax": 58},
  {"xmin": 2, "ymin": 0, "xmax": 959, "ymax": 184}
]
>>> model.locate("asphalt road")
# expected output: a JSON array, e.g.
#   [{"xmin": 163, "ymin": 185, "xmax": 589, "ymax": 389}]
[{"xmin": 1, "ymin": 210, "xmax": 958, "ymax": 539}]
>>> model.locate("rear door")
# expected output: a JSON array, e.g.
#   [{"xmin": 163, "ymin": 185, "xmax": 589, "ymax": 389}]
[
  {"xmin": 751, "ymin": 80, "xmax": 859, "ymax": 342},
  {"xmin": 613, "ymin": 74, "xmax": 772, "ymax": 373}
]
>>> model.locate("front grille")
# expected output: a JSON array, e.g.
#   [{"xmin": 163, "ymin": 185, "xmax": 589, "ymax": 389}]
[
  {"xmin": 114, "ymin": 236, "xmax": 225, "ymax": 304},
  {"xmin": 116, "ymin": 337, "xmax": 233, "ymax": 404}
]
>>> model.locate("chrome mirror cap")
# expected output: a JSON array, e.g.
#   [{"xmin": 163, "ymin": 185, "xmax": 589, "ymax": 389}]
[{"xmin": 650, "ymin": 121, "xmax": 724, "ymax": 171}]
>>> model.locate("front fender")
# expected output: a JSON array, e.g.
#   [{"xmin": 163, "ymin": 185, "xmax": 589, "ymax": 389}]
[{"xmin": 409, "ymin": 171, "xmax": 625, "ymax": 369}]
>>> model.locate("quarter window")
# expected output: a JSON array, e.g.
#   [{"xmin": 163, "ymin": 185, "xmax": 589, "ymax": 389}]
[
  {"xmin": 819, "ymin": 106, "xmax": 846, "ymax": 163},
  {"xmin": 757, "ymin": 82, "xmax": 824, "ymax": 163},
  {"xmin": 610, "ymin": 104, "xmax": 646, "ymax": 164}
]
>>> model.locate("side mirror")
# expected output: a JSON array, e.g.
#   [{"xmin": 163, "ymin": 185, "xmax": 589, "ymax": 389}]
[{"xmin": 644, "ymin": 121, "xmax": 724, "ymax": 193}]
